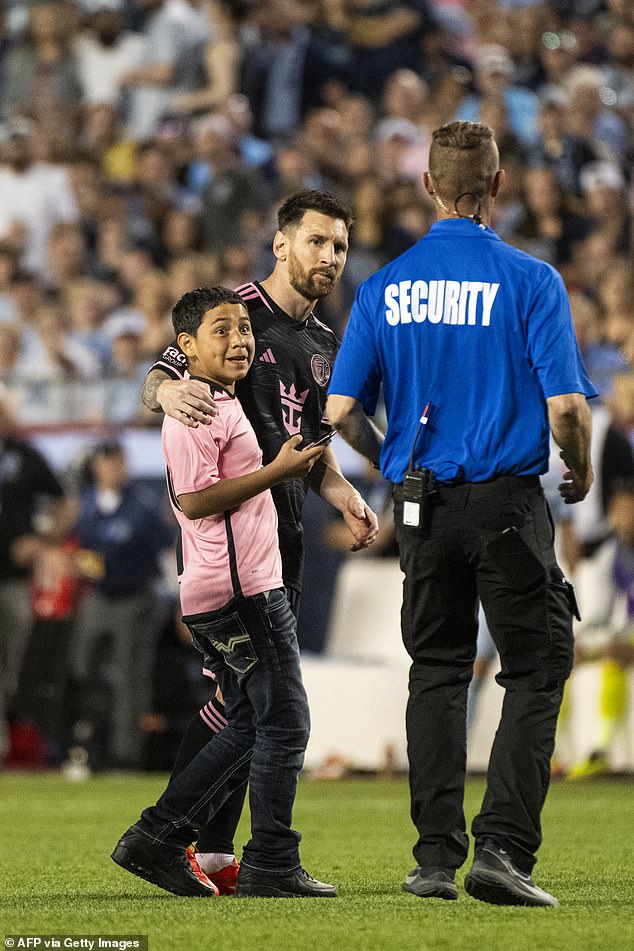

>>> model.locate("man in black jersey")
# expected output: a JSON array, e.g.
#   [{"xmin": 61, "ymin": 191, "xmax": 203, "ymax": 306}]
[{"xmin": 137, "ymin": 190, "xmax": 379, "ymax": 896}]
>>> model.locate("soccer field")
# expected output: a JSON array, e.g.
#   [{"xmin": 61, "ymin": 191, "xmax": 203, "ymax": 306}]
[{"xmin": 0, "ymin": 773, "xmax": 632, "ymax": 951}]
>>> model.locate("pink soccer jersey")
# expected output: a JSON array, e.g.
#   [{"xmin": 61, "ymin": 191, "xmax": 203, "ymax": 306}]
[{"xmin": 162, "ymin": 387, "xmax": 283, "ymax": 616}]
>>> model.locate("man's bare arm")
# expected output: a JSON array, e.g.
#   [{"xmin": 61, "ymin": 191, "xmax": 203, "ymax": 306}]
[
  {"xmin": 326, "ymin": 395, "xmax": 384, "ymax": 467},
  {"xmin": 547, "ymin": 393, "xmax": 594, "ymax": 503},
  {"xmin": 141, "ymin": 368, "xmax": 217, "ymax": 428},
  {"xmin": 141, "ymin": 369, "xmax": 170, "ymax": 413},
  {"xmin": 309, "ymin": 444, "xmax": 379, "ymax": 551}
]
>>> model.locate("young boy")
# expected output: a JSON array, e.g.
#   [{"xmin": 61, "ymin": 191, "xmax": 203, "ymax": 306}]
[{"xmin": 112, "ymin": 286, "xmax": 335, "ymax": 897}]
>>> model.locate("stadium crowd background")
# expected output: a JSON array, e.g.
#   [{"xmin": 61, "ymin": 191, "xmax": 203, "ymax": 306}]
[{"xmin": 1, "ymin": 0, "xmax": 634, "ymax": 775}]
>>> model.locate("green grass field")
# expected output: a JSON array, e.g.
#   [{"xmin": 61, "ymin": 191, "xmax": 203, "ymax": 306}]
[{"xmin": 0, "ymin": 773, "xmax": 632, "ymax": 951}]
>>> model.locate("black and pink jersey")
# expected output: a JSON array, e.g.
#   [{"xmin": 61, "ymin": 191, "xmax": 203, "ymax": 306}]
[{"xmin": 150, "ymin": 281, "xmax": 339, "ymax": 592}]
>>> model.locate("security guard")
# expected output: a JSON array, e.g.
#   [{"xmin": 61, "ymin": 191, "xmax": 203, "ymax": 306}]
[{"xmin": 327, "ymin": 122, "xmax": 596, "ymax": 907}]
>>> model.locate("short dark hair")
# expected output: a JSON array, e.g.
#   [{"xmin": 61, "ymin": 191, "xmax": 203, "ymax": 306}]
[
  {"xmin": 277, "ymin": 190, "xmax": 353, "ymax": 232},
  {"xmin": 429, "ymin": 121, "xmax": 499, "ymax": 206},
  {"xmin": 172, "ymin": 286, "xmax": 247, "ymax": 336}
]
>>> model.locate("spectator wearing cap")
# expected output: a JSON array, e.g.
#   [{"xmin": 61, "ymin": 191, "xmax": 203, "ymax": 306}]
[
  {"xmin": 1, "ymin": 1, "xmax": 81, "ymax": 120},
  {"xmin": 0, "ymin": 116, "xmax": 79, "ymax": 280},
  {"xmin": 119, "ymin": 0, "xmax": 209, "ymax": 144},
  {"xmin": 73, "ymin": 0, "xmax": 144, "ymax": 107},
  {"xmin": 565, "ymin": 65, "xmax": 629, "ymax": 166},
  {"xmin": 374, "ymin": 117, "xmax": 429, "ymax": 186},
  {"xmin": 102, "ymin": 308, "xmax": 150, "ymax": 423},
  {"xmin": 581, "ymin": 160, "xmax": 630, "ymax": 254},
  {"xmin": 456, "ymin": 43, "xmax": 541, "ymax": 149},
  {"xmin": 70, "ymin": 439, "xmax": 174, "ymax": 768},
  {"xmin": 381, "ymin": 69, "xmax": 430, "ymax": 128}
]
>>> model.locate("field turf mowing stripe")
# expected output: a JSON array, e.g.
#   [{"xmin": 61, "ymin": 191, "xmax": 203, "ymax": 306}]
[{"xmin": 1, "ymin": 774, "xmax": 632, "ymax": 951}]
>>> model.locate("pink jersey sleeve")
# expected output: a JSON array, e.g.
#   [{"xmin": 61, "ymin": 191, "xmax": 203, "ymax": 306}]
[{"xmin": 162, "ymin": 416, "xmax": 223, "ymax": 497}]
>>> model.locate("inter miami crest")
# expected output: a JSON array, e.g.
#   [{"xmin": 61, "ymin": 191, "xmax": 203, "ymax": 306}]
[{"xmin": 310, "ymin": 354, "xmax": 331, "ymax": 387}]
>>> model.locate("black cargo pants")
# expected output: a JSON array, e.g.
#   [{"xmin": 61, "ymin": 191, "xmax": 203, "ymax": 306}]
[{"xmin": 393, "ymin": 475, "xmax": 575, "ymax": 874}]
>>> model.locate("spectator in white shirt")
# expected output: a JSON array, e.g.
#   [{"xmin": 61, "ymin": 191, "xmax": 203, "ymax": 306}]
[
  {"xmin": 74, "ymin": 0, "xmax": 145, "ymax": 107},
  {"xmin": 0, "ymin": 116, "xmax": 79, "ymax": 281},
  {"xmin": 120, "ymin": 0, "xmax": 209, "ymax": 143}
]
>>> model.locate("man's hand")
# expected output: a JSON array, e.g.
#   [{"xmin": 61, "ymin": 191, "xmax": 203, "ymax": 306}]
[
  {"xmin": 547, "ymin": 394, "xmax": 593, "ymax": 504},
  {"xmin": 342, "ymin": 493, "xmax": 379, "ymax": 551},
  {"xmin": 558, "ymin": 451, "xmax": 594, "ymax": 504},
  {"xmin": 157, "ymin": 379, "xmax": 217, "ymax": 428}
]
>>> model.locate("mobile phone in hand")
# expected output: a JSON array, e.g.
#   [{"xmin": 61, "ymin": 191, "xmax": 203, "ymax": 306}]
[{"xmin": 307, "ymin": 429, "xmax": 337, "ymax": 448}]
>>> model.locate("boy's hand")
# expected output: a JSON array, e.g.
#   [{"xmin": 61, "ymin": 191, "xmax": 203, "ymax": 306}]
[
  {"xmin": 157, "ymin": 379, "xmax": 217, "ymax": 427},
  {"xmin": 272, "ymin": 435, "xmax": 325, "ymax": 479}
]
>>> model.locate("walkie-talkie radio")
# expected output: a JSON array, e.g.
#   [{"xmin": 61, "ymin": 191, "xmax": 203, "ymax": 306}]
[
  {"xmin": 402, "ymin": 402, "xmax": 436, "ymax": 532},
  {"xmin": 403, "ymin": 468, "xmax": 436, "ymax": 531}
]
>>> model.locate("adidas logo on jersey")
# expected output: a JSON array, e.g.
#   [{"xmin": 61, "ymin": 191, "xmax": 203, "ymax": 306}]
[{"xmin": 259, "ymin": 348, "xmax": 276, "ymax": 364}]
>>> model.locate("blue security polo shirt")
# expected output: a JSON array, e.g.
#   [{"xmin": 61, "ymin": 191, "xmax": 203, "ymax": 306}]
[{"xmin": 329, "ymin": 218, "xmax": 597, "ymax": 483}]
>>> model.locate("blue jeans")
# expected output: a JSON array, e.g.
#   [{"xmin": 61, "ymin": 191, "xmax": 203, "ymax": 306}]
[{"xmin": 135, "ymin": 588, "xmax": 310, "ymax": 870}]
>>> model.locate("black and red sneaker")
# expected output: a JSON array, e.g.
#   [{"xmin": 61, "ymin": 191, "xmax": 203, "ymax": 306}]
[
  {"xmin": 112, "ymin": 827, "xmax": 219, "ymax": 897},
  {"xmin": 186, "ymin": 847, "xmax": 240, "ymax": 896}
]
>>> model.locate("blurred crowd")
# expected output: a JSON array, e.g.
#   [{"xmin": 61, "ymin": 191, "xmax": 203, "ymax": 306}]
[
  {"xmin": 0, "ymin": 0, "xmax": 633, "ymax": 426},
  {"xmin": 1, "ymin": 0, "xmax": 634, "ymax": 774}
]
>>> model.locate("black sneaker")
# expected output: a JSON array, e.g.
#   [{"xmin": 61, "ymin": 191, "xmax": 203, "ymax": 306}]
[
  {"xmin": 111, "ymin": 826, "xmax": 219, "ymax": 897},
  {"xmin": 464, "ymin": 845, "xmax": 559, "ymax": 907},
  {"xmin": 235, "ymin": 864, "xmax": 337, "ymax": 898},
  {"xmin": 403, "ymin": 866, "xmax": 458, "ymax": 900}
]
